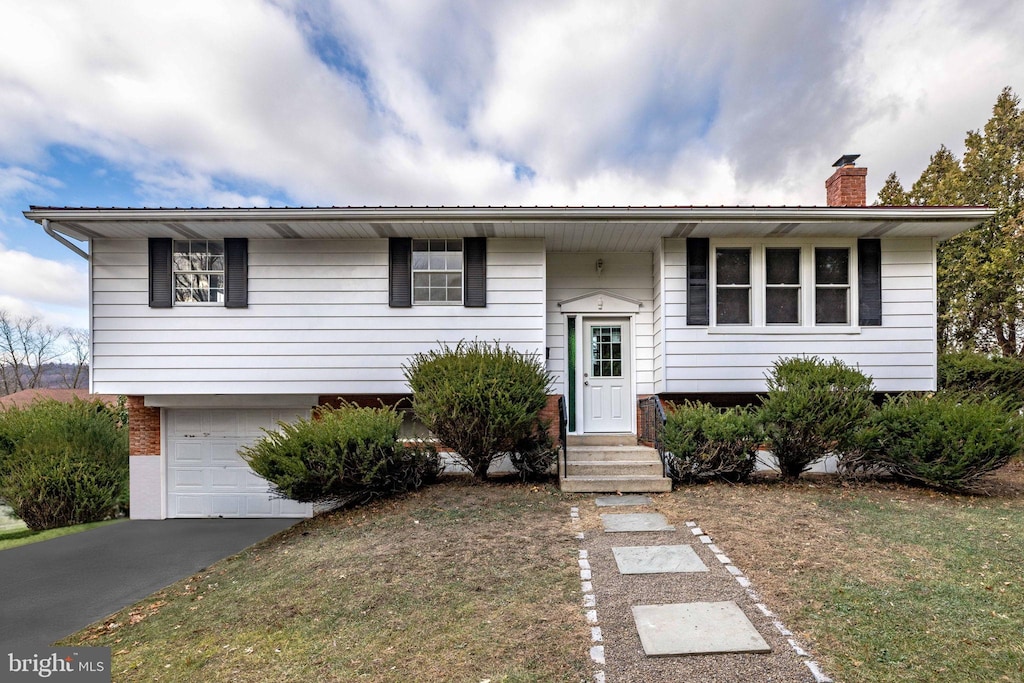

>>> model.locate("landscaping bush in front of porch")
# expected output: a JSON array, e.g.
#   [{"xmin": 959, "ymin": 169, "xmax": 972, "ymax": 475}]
[
  {"xmin": 404, "ymin": 341, "xmax": 552, "ymax": 480},
  {"xmin": 663, "ymin": 401, "xmax": 760, "ymax": 483},
  {"xmin": 758, "ymin": 356, "xmax": 876, "ymax": 480}
]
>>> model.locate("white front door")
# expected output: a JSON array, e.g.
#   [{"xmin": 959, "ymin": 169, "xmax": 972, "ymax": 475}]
[{"xmin": 583, "ymin": 318, "xmax": 632, "ymax": 433}]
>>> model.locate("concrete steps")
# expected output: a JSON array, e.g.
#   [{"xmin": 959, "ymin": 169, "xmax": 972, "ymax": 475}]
[{"xmin": 560, "ymin": 437, "xmax": 673, "ymax": 493}]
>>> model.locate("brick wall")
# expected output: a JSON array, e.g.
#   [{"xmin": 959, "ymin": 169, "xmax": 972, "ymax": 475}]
[
  {"xmin": 539, "ymin": 394, "xmax": 563, "ymax": 443},
  {"xmin": 825, "ymin": 165, "xmax": 867, "ymax": 207},
  {"xmin": 127, "ymin": 395, "xmax": 161, "ymax": 456}
]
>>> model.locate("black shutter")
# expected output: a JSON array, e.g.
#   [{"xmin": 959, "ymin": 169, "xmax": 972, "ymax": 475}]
[
  {"xmin": 464, "ymin": 237, "xmax": 487, "ymax": 307},
  {"xmin": 224, "ymin": 238, "xmax": 248, "ymax": 309},
  {"xmin": 858, "ymin": 238, "xmax": 882, "ymax": 326},
  {"xmin": 686, "ymin": 237, "xmax": 709, "ymax": 325},
  {"xmin": 149, "ymin": 238, "xmax": 173, "ymax": 308},
  {"xmin": 389, "ymin": 238, "xmax": 412, "ymax": 307}
]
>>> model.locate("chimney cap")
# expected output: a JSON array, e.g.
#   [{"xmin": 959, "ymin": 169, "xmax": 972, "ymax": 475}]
[{"xmin": 832, "ymin": 154, "xmax": 861, "ymax": 167}]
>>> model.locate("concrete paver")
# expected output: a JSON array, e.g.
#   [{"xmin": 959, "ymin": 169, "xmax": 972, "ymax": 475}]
[
  {"xmin": 612, "ymin": 545, "xmax": 708, "ymax": 574},
  {"xmin": 600, "ymin": 513, "xmax": 675, "ymax": 532},
  {"xmin": 631, "ymin": 601, "xmax": 772, "ymax": 656},
  {"xmin": 594, "ymin": 495, "xmax": 652, "ymax": 507}
]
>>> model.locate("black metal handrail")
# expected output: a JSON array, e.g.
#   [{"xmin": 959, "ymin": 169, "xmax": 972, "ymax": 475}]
[
  {"xmin": 638, "ymin": 395, "xmax": 669, "ymax": 477},
  {"xmin": 557, "ymin": 395, "xmax": 568, "ymax": 476}
]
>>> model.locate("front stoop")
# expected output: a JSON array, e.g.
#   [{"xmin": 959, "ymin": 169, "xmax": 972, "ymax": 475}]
[{"xmin": 560, "ymin": 436, "xmax": 673, "ymax": 493}]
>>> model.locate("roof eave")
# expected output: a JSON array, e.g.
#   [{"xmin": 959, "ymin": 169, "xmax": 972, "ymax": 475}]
[{"xmin": 24, "ymin": 205, "xmax": 997, "ymax": 224}]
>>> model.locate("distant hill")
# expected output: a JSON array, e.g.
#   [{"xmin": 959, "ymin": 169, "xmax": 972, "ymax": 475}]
[{"xmin": 0, "ymin": 363, "xmax": 90, "ymax": 396}]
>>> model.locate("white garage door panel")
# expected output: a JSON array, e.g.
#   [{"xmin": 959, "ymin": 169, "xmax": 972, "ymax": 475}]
[{"xmin": 167, "ymin": 408, "xmax": 313, "ymax": 519}]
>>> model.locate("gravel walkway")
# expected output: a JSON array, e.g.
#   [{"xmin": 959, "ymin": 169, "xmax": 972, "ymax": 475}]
[{"xmin": 574, "ymin": 498, "xmax": 827, "ymax": 683}]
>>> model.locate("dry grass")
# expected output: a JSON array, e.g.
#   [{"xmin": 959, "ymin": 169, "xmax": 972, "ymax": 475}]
[
  {"xmin": 59, "ymin": 464, "xmax": 1024, "ymax": 682},
  {"xmin": 60, "ymin": 478, "xmax": 590, "ymax": 682},
  {"xmin": 655, "ymin": 462, "xmax": 1024, "ymax": 682}
]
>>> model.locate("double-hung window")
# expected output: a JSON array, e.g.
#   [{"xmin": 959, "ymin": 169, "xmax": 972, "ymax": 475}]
[
  {"xmin": 173, "ymin": 240, "xmax": 225, "ymax": 304},
  {"xmin": 412, "ymin": 239, "xmax": 463, "ymax": 304},
  {"xmin": 765, "ymin": 248, "xmax": 801, "ymax": 324},
  {"xmin": 715, "ymin": 248, "xmax": 751, "ymax": 325},
  {"xmin": 814, "ymin": 248, "xmax": 851, "ymax": 325}
]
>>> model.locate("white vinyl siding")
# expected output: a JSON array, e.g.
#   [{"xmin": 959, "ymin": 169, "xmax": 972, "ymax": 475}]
[
  {"xmin": 91, "ymin": 238, "xmax": 546, "ymax": 395},
  {"xmin": 663, "ymin": 237, "xmax": 938, "ymax": 393},
  {"xmin": 652, "ymin": 245, "xmax": 665, "ymax": 394},
  {"xmin": 546, "ymin": 252, "xmax": 655, "ymax": 397}
]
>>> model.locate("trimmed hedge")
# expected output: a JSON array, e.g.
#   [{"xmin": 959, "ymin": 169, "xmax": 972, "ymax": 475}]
[
  {"xmin": 758, "ymin": 356, "xmax": 876, "ymax": 480},
  {"xmin": 0, "ymin": 398, "xmax": 128, "ymax": 531},
  {"xmin": 663, "ymin": 401, "xmax": 760, "ymax": 483},
  {"xmin": 241, "ymin": 403, "xmax": 441, "ymax": 505},
  {"xmin": 851, "ymin": 393, "xmax": 1024, "ymax": 492},
  {"xmin": 404, "ymin": 341, "xmax": 552, "ymax": 480}
]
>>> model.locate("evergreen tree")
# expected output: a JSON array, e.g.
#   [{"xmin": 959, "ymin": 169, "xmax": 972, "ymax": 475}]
[
  {"xmin": 910, "ymin": 145, "xmax": 964, "ymax": 206},
  {"xmin": 932, "ymin": 87, "xmax": 1024, "ymax": 355},
  {"xmin": 874, "ymin": 172, "xmax": 910, "ymax": 205}
]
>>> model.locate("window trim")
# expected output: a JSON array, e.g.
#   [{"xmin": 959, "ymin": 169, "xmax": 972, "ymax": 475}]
[
  {"xmin": 707, "ymin": 238, "xmax": 860, "ymax": 332},
  {"xmin": 412, "ymin": 238, "xmax": 464, "ymax": 305},
  {"xmin": 714, "ymin": 247, "xmax": 752, "ymax": 326},
  {"xmin": 172, "ymin": 239, "xmax": 226, "ymax": 306},
  {"xmin": 813, "ymin": 246, "xmax": 852, "ymax": 326}
]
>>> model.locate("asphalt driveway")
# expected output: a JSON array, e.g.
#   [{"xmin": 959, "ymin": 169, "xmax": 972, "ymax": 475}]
[{"xmin": 0, "ymin": 518, "xmax": 299, "ymax": 652}]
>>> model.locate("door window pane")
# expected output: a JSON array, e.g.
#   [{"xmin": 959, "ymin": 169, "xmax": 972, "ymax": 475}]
[{"xmin": 590, "ymin": 326, "xmax": 623, "ymax": 377}]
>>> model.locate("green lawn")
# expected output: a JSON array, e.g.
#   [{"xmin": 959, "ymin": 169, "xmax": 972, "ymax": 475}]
[{"xmin": 0, "ymin": 518, "xmax": 125, "ymax": 551}]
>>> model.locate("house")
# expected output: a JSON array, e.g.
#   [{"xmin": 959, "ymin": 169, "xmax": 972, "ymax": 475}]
[{"xmin": 24, "ymin": 159, "xmax": 992, "ymax": 519}]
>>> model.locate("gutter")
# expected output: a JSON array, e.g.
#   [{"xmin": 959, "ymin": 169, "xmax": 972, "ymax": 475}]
[
  {"xmin": 25, "ymin": 205, "xmax": 997, "ymax": 224},
  {"xmin": 42, "ymin": 218, "xmax": 89, "ymax": 260}
]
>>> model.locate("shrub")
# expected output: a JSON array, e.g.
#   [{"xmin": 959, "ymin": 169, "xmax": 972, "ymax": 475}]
[
  {"xmin": 1, "ymin": 449, "xmax": 126, "ymax": 530},
  {"xmin": 938, "ymin": 352, "xmax": 1024, "ymax": 406},
  {"xmin": 758, "ymin": 356, "xmax": 875, "ymax": 480},
  {"xmin": 509, "ymin": 419, "xmax": 560, "ymax": 482},
  {"xmin": 852, "ymin": 392, "xmax": 1024, "ymax": 492},
  {"xmin": 241, "ymin": 403, "xmax": 441, "ymax": 505},
  {"xmin": 0, "ymin": 398, "xmax": 128, "ymax": 530},
  {"xmin": 404, "ymin": 341, "xmax": 552, "ymax": 480},
  {"xmin": 663, "ymin": 401, "xmax": 760, "ymax": 483}
]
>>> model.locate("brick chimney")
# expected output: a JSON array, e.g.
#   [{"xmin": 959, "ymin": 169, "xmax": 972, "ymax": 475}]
[{"xmin": 825, "ymin": 154, "xmax": 867, "ymax": 206}]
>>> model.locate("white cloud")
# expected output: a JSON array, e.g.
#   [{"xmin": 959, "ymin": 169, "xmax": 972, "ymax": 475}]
[
  {"xmin": 0, "ymin": 0, "xmax": 1022, "ymax": 213},
  {"xmin": 840, "ymin": 0, "xmax": 1024, "ymax": 198},
  {"xmin": 0, "ymin": 245, "xmax": 87, "ymax": 309}
]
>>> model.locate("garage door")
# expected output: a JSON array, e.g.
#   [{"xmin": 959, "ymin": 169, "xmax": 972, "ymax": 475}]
[{"xmin": 167, "ymin": 408, "xmax": 313, "ymax": 518}]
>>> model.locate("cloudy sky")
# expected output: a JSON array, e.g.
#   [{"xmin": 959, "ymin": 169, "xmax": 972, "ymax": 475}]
[{"xmin": 1, "ymin": 0, "xmax": 1022, "ymax": 330}]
